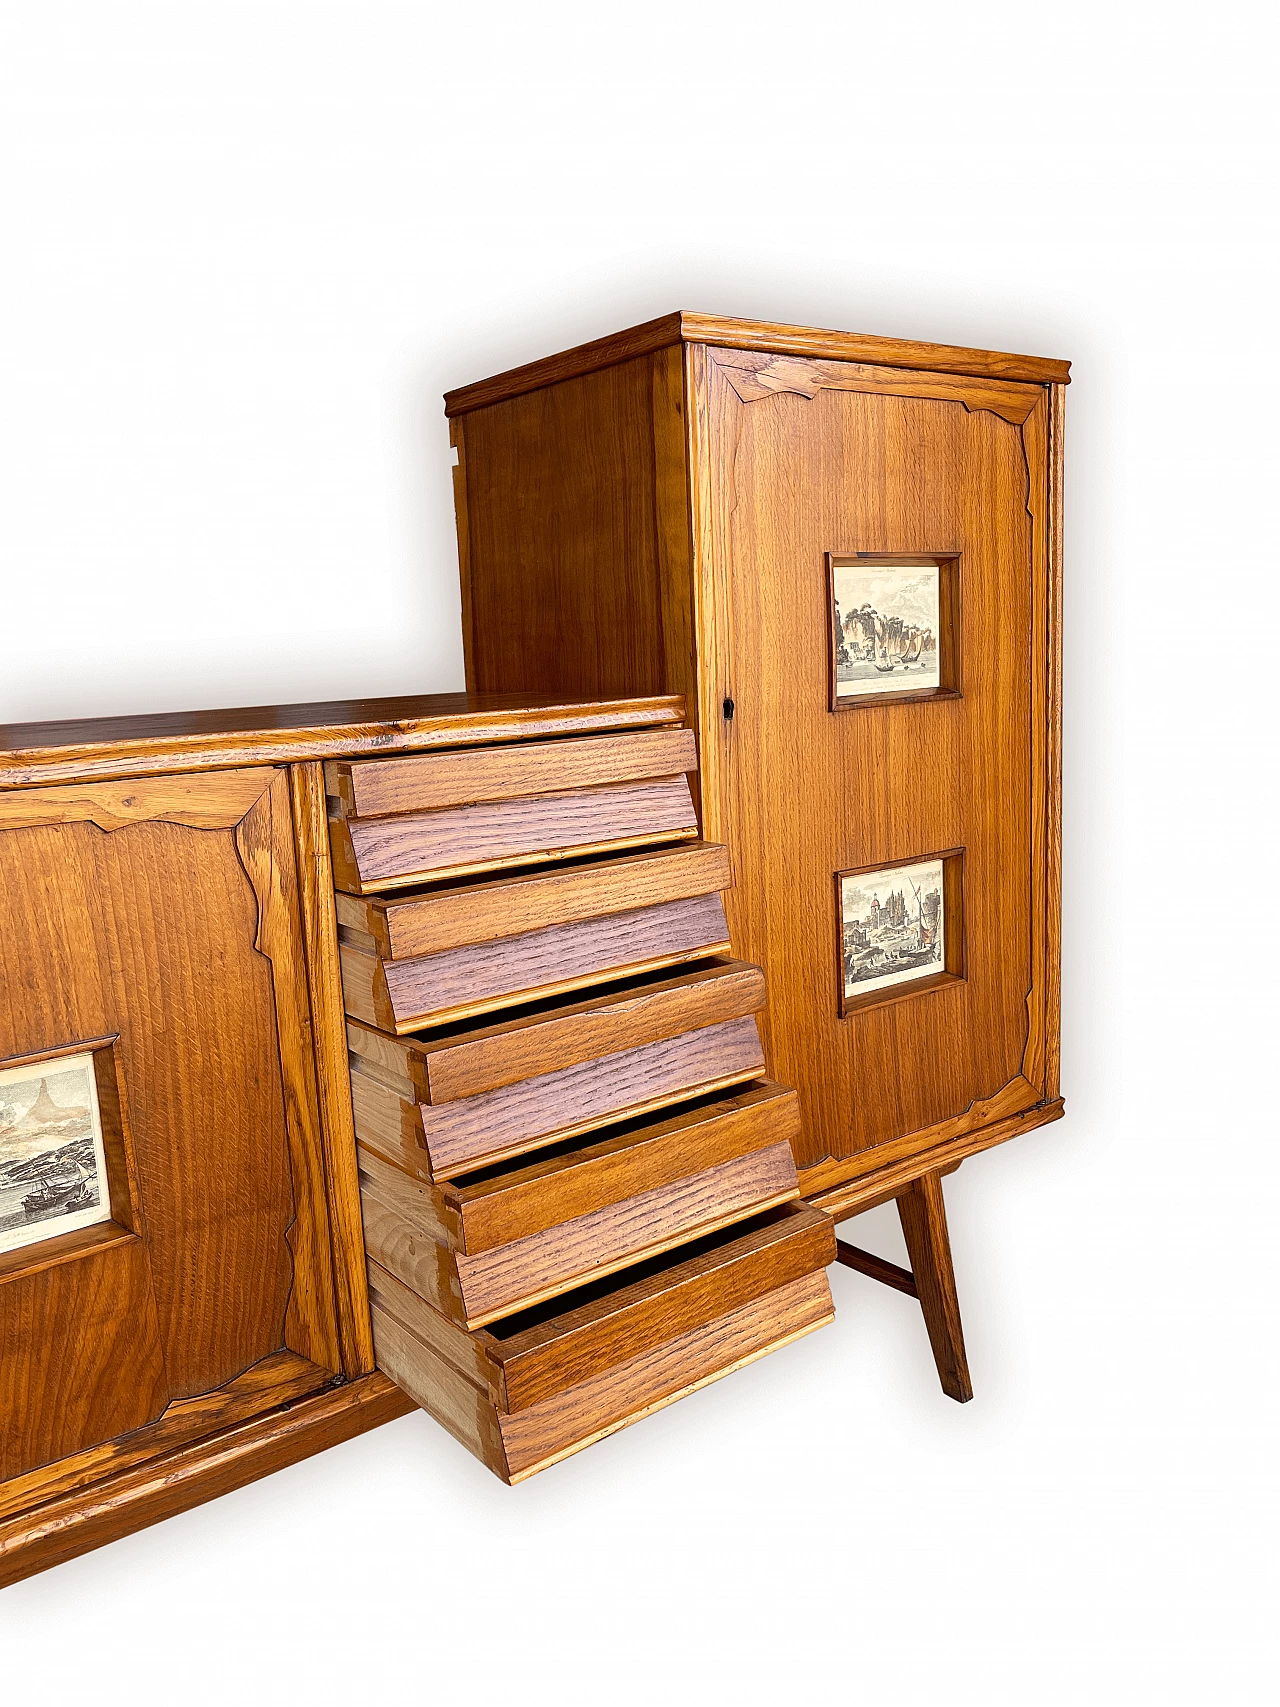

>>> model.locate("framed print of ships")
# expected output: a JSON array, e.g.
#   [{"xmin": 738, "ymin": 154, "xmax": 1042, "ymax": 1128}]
[
  {"xmin": 827, "ymin": 553, "xmax": 961, "ymax": 710},
  {"xmin": 0, "ymin": 1050, "xmax": 111, "ymax": 1256}
]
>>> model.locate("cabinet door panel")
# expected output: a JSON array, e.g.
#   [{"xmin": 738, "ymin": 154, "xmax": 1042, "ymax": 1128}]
[{"xmin": 700, "ymin": 352, "xmax": 1050, "ymax": 1167}]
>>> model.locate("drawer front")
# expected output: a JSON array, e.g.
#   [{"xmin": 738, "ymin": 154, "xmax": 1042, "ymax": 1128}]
[
  {"xmin": 404, "ymin": 1013, "xmax": 765, "ymax": 1179},
  {"xmin": 355, "ymin": 1081, "xmax": 802, "ymax": 1257},
  {"xmin": 451, "ymin": 1139, "xmax": 800, "ymax": 1325},
  {"xmin": 337, "ymin": 840, "xmax": 732, "ymax": 961},
  {"xmin": 367, "ymin": 1203, "xmax": 832, "ymax": 1412},
  {"xmin": 443, "ymin": 1081, "xmax": 801, "ymax": 1253},
  {"xmin": 327, "ymin": 727, "xmax": 697, "ymax": 819},
  {"xmin": 331, "ymin": 776, "xmax": 699, "ymax": 894},
  {"xmin": 364, "ymin": 959, "xmax": 765, "ymax": 1106},
  {"xmin": 355, "ymin": 1082, "xmax": 804, "ymax": 1330},
  {"xmin": 349, "ymin": 1017, "xmax": 768, "ymax": 1184},
  {"xmin": 341, "ymin": 893, "xmax": 731, "ymax": 1032},
  {"xmin": 496, "ymin": 1270, "xmax": 834, "ymax": 1479},
  {"xmin": 368, "ymin": 1257, "xmax": 834, "ymax": 1483},
  {"xmin": 482, "ymin": 1202, "xmax": 836, "ymax": 1412}
]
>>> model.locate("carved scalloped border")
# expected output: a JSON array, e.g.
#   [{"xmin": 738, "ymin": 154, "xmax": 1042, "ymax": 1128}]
[{"xmin": 713, "ymin": 350, "xmax": 1042, "ymax": 425}]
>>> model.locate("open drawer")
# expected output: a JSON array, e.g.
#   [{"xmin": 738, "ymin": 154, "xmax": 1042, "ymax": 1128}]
[
  {"xmin": 337, "ymin": 844, "xmax": 734, "ymax": 1032},
  {"xmin": 332, "ymin": 719, "xmax": 838, "ymax": 1487},
  {"xmin": 357, "ymin": 1082, "xmax": 803, "ymax": 1327},
  {"xmin": 327, "ymin": 728, "xmax": 700, "ymax": 894},
  {"xmin": 367, "ymin": 1202, "xmax": 836, "ymax": 1481},
  {"xmin": 346, "ymin": 960, "xmax": 768, "ymax": 1178}
]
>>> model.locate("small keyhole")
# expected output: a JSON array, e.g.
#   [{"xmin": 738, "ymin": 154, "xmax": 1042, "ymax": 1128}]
[{"xmin": 723, "ymin": 697, "xmax": 735, "ymax": 721}]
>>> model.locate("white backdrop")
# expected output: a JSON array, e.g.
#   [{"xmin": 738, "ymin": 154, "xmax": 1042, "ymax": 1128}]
[{"xmin": 2, "ymin": 4, "xmax": 1277, "ymax": 1703}]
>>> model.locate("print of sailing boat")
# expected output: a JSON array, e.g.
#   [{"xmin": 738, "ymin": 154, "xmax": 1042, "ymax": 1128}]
[
  {"xmin": 61, "ymin": 1162, "xmax": 96, "ymax": 1212},
  {"xmin": 900, "ymin": 630, "xmax": 924, "ymax": 668},
  {"xmin": 21, "ymin": 1170, "xmax": 79, "ymax": 1215},
  {"xmin": 909, "ymin": 879, "xmax": 940, "ymax": 957}
]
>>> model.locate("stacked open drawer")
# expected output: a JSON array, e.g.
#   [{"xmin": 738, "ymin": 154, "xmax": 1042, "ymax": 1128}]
[{"xmin": 329, "ymin": 724, "xmax": 835, "ymax": 1481}]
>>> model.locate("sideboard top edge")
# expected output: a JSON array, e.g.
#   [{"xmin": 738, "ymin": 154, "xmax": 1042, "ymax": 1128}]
[
  {"xmin": 0, "ymin": 692, "xmax": 687, "ymax": 789},
  {"xmin": 443, "ymin": 310, "xmax": 1072, "ymax": 415}
]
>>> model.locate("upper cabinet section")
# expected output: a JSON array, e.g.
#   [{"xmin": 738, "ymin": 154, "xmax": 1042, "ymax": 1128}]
[{"xmin": 443, "ymin": 310, "xmax": 1071, "ymax": 416}]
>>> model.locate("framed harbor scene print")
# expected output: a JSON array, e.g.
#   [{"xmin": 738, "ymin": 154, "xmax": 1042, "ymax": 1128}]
[
  {"xmin": 0, "ymin": 1048, "xmax": 114, "ymax": 1256},
  {"xmin": 827, "ymin": 553, "xmax": 961, "ymax": 709},
  {"xmin": 836, "ymin": 851, "xmax": 964, "ymax": 1016}
]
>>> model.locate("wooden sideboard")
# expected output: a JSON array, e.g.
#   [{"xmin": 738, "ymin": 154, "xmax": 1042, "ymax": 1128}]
[{"xmin": 0, "ymin": 310, "xmax": 1070, "ymax": 1583}]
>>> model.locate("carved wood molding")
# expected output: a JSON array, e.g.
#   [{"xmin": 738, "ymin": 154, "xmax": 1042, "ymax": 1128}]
[
  {"xmin": 0, "ymin": 769, "xmax": 272, "ymax": 832},
  {"xmin": 288, "ymin": 761, "xmax": 376, "ymax": 1377},
  {"xmin": 712, "ymin": 350, "xmax": 1042, "ymax": 425},
  {"xmin": 798, "ymin": 1073, "xmax": 1044, "ymax": 1201},
  {"xmin": 234, "ymin": 770, "xmax": 343, "ymax": 1375},
  {"xmin": 802, "ymin": 1094, "xmax": 1064, "ymax": 1219}
]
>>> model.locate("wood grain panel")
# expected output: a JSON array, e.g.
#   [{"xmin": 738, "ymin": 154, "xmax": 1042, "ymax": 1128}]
[
  {"xmin": 496, "ymin": 1269, "xmax": 834, "ymax": 1479},
  {"xmin": 483, "ymin": 1201, "xmax": 835, "ymax": 1412},
  {"xmin": 452, "ymin": 1140, "xmax": 800, "ymax": 1326},
  {"xmin": 415, "ymin": 1013, "xmax": 766, "ymax": 1179},
  {"xmin": 0, "ymin": 803, "xmax": 297, "ymax": 1405},
  {"xmin": 458, "ymin": 351, "xmax": 684, "ymax": 703},
  {"xmin": 336, "ymin": 838, "xmax": 731, "ymax": 961},
  {"xmin": 0, "ymin": 1231, "xmax": 169, "ymax": 1481},
  {"xmin": 343, "ymin": 893, "xmax": 732, "ymax": 1033},
  {"xmin": 358, "ymin": 1186, "xmax": 462, "ymax": 1321},
  {"xmin": 352, "ymin": 957, "xmax": 764, "ymax": 1105},
  {"xmin": 365, "ymin": 1260, "xmax": 498, "ymax": 1397},
  {"xmin": 333, "ymin": 775, "xmax": 699, "ymax": 894},
  {"xmin": 327, "ymin": 727, "xmax": 696, "ymax": 818},
  {"xmin": 696, "ymin": 357, "xmax": 1043, "ymax": 1167}
]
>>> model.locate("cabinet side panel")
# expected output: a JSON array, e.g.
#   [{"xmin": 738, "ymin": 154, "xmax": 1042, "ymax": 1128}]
[
  {"xmin": 1045, "ymin": 382, "xmax": 1066, "ymax": 1103},
  {"xmin": 455, "ymin": 348, "xmax": 694, "ymax": 711}
]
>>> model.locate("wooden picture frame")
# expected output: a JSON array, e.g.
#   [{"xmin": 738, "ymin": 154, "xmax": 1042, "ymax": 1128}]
[
  {"xmin": 825, "ymin": 552, "xmax": 962, "ymax": 712},
  {"xmin": 0, "ymin": 1036, "xmax": 141, "ymax": 1271},
  {"xmin": 834, "ymin": 848, "xmax": 965, "ymax": 1019}
]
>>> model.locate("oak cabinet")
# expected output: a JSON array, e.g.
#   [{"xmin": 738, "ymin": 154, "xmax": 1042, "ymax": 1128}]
[{"xmin": 446, "ymin": 313, "xmax": 1068, "ymax": 1209}]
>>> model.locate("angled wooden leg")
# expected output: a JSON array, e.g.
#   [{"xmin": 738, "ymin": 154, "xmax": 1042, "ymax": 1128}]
[{"xmin": 895, "ymin": 1170, "xmax": 973, "ymax": 1403}]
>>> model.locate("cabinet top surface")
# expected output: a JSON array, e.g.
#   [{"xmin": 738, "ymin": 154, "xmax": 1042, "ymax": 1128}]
[
  {"xmin": 443, "ymin": 310, "xmax": 1072, "ymax": 416},
  {"xmin": 0, "ymin": 692, "xmax": 687, "ymax": 789}
]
